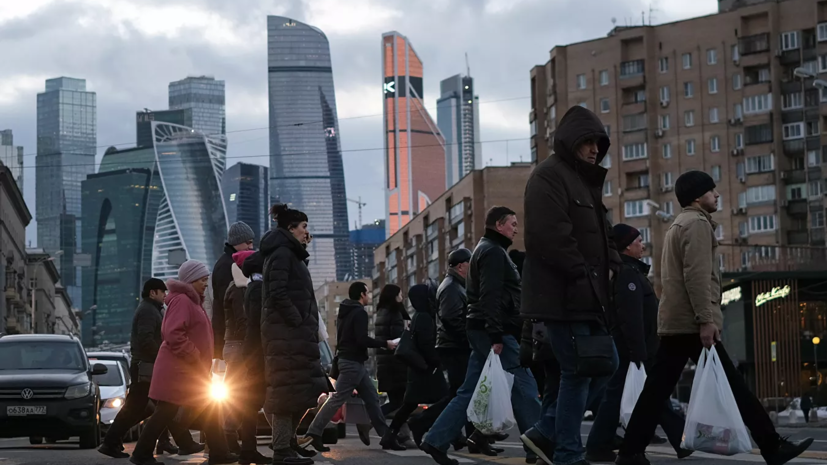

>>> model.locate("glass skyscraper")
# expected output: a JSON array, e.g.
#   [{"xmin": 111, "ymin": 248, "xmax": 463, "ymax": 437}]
[
  {"xmin": 168, "ymin": 76, "xmax": 226, "ymax": 171},
  {"xmin": 437, "ymin": 74, "xmax": 481, "ymax": 188},
  {"xmin": 135, "ymin": 108, "xmax": 192, "ymax": 148},
  {"xmin": 0, "ymin": 129, "xmax": 24, "ymax": 191},
  {"xmin": 267, "ymin": 16, "xmax": 350, "ymax": 287},
  {"xmin": 222, "ymin": 162, "xmax": 270, "ymax": 246},
  {"xmin": 349, "ymin": 220, "xmax": 385, "ymax": 280},
  {"xmin": 36, "ymin": 77, "xmax": 97, "ymax": 307}
]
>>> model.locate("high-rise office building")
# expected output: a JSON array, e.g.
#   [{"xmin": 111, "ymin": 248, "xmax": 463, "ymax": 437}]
[
  {"xmin": 382, "ymin": 31, "xmax": 446, "ymax": 237},
  {"xmin": 168, "ymin": 76, "xmax": 226, "ymax": 171},
  {"xmin": 36, "ymin": 77, "xmax": 96, "ymax": 307},
  {"xmin": 136, "ymin": 108, "xmax": 192, "ymax": 148},
  {"xmin": 349, "ymin": 220, "xmax": 385, "ymax": 280},
  {"xmin": 0, "ymin": 130, "xmax": 23, "ymax": 190},
  {"xmin": 267, "ymin": 16, "xmax": 351, "ymax": 286},
  {"xmin": 437, "ymin": 74, "xmax": 481, "ymax": 188},
  {"xmin": 223, "ymin": 162, "xmax": 270, "ymax": 246}
]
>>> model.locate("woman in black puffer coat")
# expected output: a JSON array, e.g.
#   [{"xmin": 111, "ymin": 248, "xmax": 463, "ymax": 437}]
[
  {"xmin": 374, "ymin": 284, "xmax": 410, "ymax": 416},
  {"xmin": 260, "ymin": 204, "xmax": 327, "ymax": 464}
]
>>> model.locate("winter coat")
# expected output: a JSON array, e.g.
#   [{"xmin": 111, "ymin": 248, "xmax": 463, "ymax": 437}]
[
  {"xmin": 608, "ymin": 254, "xmax": 659, "ymax": 364},
  {"xmin": 403, "ymin": 284, "xmax": 448, "ymax": 405},
  {"xmin": 521, "ymin": 105, "xmax": 622, "ymax": 323},
  {"xmin": 211, "ymin": 243, "xmax": 236, "ymax": 358},
  {"xmin": 375, "ymin": 304, "xmax": 410, "ymax": 393},
  {"xmin": 241, "ymin": 252, "xmax": 266, "ymax": 409},
  {"xmin": 149, "ymin": 280, "xmax": 214, "ymax": 407},
  {"xmin": 223, "ymin": 263, "xmax": 249, "ymax": 343},
  {"xmin": 130, "ymin": 299, "xmax": 164, "ymax": 363},
  {"xmin": 658, "ymin": 206, "xmax": 723, "ymax": 335},
  {"xmin": 436, "ymin": 269, "xmax": 468, "ymax": 349},
  {"xmin": 260, "ymin": 228, "xmax": 327, "ymax": 415},
  {"xmin": 337, "ymin": 299, "xmax": 385, "ymax": 362},
  {"xmin": 466, "ymin": 229, "xmax": 523, "ymax": 344}
]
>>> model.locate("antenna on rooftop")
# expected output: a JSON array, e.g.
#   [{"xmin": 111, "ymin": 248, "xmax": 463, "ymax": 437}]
[{"xmin": 465, "ymin": 52, "xmax": 471, "ymax": 77}]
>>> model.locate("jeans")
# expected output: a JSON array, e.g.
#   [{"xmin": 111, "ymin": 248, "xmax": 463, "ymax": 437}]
[
  {"xmin": 133, "ymin": 401, "xmax": 227, "ymax": 460},
  {"xmin": 422, "ymin": 330, "xmax": 540, "ymax": 452},
  {"xmin": 620, "ymin": 336, "xmax": 780, "ymax": 456},
  {"xmin": 539, "ymin": 322, "xmax": 617, "ymax": 465},
  {"xmin": 307, "ymin": 359, "xmax": 388, "ymax": 438},
  {"xmin": 586, "ymin": 353, "xmax": 684, "ymax": 453}
]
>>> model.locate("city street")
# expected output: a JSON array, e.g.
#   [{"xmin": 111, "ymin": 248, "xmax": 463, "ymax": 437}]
[{"xmin": 3, "ymin": 423, "xmax": 827, "ymax": 465}]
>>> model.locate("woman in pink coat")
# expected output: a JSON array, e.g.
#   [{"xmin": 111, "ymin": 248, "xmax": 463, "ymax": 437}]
[{"xmin": 130, "ymin": 260, "xmax": 238, "ymax": 465}]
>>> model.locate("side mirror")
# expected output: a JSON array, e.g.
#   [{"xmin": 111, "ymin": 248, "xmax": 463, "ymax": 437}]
[{"xmin": 91, "ymin": 363, "xmax": 108, "ymax": 376}]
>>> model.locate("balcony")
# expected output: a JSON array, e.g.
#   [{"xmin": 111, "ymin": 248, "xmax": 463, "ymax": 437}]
[
  {"xmin": 779, "ymin": 50, "xmax": 800, "ymax": 66},
  {"xmin": 718, "ymin": 243, "xmax": 827, "ymax": 273},
  {"xmin": 740, "ymin": 34, "xmax": 770, "ymax": 55},
  {"xmin": 619, "ymin": 60, "xmax": 645, "ymax": 87},
  {"xmin": 783, "ymin": 139, "xmax": 806, "ymax": 156},
  {"xmin": 786, "ymin": 199, "xmax": 808, "ymax": 217},
  {"xmin": 782, "ymin": 169, "xmax": 807, "ymax": 184},
  {"xmin": 788, "ymin": 230, "xmax": 809, "ymax": 245},
  {"xmin": 812, "ymin": 227, "xmax": 826, "ymax": 245}
]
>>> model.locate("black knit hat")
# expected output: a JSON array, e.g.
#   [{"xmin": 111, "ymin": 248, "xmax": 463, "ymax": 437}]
[
  {"xmin": 675, "ymin": 170, "xmax": 717, "ymax": 207},
  {"xmin": 613, "ymin": 224, "xmax": 640, "ymax": 251}
]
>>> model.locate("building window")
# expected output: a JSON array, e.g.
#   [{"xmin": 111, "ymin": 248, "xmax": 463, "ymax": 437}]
[
  {"xmin": 686, "ymin": 139, "xmax": 696, "ymax": 155},
  {"xmin": 659, "ymin": 86, "xmax": 670, "ymax": 102},
  {"xmin": 708, "ymin": 78, "xmax": 718, "ymax": 94},
  {"xmin": 604, "ymin": 125, "xmax": 611, "ymax": 136},
  {"xmin": 709, "ymin": 107, "xmax": 719, "ymax": 123},
  {"xmin": 623, "ymin": 113, "xmax": 647, "ymax": 132},
  {"xmin": 684, "ymin": 110, "xmax": 695, "ymax": 127},
  {"xmin": 600, "ymin": 153, "xmax": 612, "ymax": 168},
  {"xmin": 577, "ymin": 74, "xmax": 587, "ymax": 90},
  {"xmin": 603, "ymin": 180, "xmax": 612, "ymax": 197},
  {"xmin": 738, "ymin": 192, "xmax": 747, "ymax": 208},
  {"xmin": 782, "ymin": 93, "xmax": 803, "ymax": 110},
  {"xmin": 820, "ymin": 54, "xmax": 827, "ymax": 73},
  {"xmin": 711, "ymin": 135, "xmax": 721, "ymax": 152},
  {"xmin": 739, "ymin": 221, "xmax": 748, "ymax": 237},
  {"xmin": 809, "ymin": 180, "xmax": 824, "ymax": 198},
  {"xmin": 734, "ymin": 103, "xmax": 743, "ymax": 119},
  {"xmin": 578, "ymin": 101, "xmax": 588, "ymax": 108},
  {"xmin": 624, "ymin": 200, "xmax": 647, "ymax": 218},
  {"xmin": 633, "ymin": 89, "xmax": 646, "ymax": 103},
  {"xmin": 744, "ymin": 93, "xmax": 772, "ymax": 114},
  {"xmin": 733, "ymin": 73, "xmax": 742, "ymax": 90},
  {"xmin": 639, "ymin": 227, "xmax": 651, "ymax": 244},
  {"xmin": 781, "ymin": 31, "xmax": 799, "ymax": 51},
  {"xmin": 782, "ymin": 122, "xmax": 804, "ymax": 140},
  {"xmin": 600, "ymin": 98, "xmax": 610, "ymax": 113},
  {"xmin": 716, "ymin": 224, "xmax": 724, "ymax": 240},
  {"xmin": 737, "ymin": 161, "xmax": 745, "ymax": 178},
  {"xmin": 637, "ymin": 173, "xmax": 650, "ymax": 188},
  {"xmin": 660, "ymin": 114, "xmax": 670, "ymax": 129},
  {"xmin": 819, "ymin": 23, "xmax": 827, "ymax": 42},
  {"xmin": 682, "ymin": 52, "xmax": 692, "ymax": 69},
  {"xmin": 663, "ymin": 143, "xmax": 672, "ymax": 159},
  {"xmin": 746, "ymin": 185, "xmax": 776, "ymax": 204},
  {"xmin": 599, "ymin": 70, "xmax": 609, "ymax": 86},
  {"xmin": 659, "ymin": 57, "xmax": 669, "ymax": 73},
  {"xmin": 712, "ymin": 165, "xmax": 721, "ymax": 181},
  {"xmin": 809, "ymin": 150, "xmax": 820, "ymax": 167},
  {"xmin": 789, "ymin": 184, "xmax": 805, "ymax": 200},
  {"xmin": 806, "ymin": 120, "xmax": 820, "ymax": 137},
  {"xmin": 684, "ymin": 82, "xmax": 694, "ymax": 98},
  {"xmin": 732, "ymin": 44, "xmax": 740, "ymax": 62},
  {"xmin": 813, "ymin": 211, "xmax": 825, "ymax": 228},
  {"xmin": 622, "ymin": 143, "xmax": 647, "ymax": 160},
  {"xmin": 735, "ymin": 133, "xmax": 744, "ymax": 149},
  {"xmin": 707, "ymin": 48, "xmax": 718, "ymax": 65},
  {"xmin": 746, "ymin": 154, "xmax": 774, "ymax": 173},
  {"xmin": 749, "ymin": 215, "xmax": 777, "ymax": 233},
  {"xmin": 664, "ymin": 201, "xmax": 674, "ymax": 215},
  {"xmin": 663, "ymin": 171, "xmax": 673, "ymax": 187}
]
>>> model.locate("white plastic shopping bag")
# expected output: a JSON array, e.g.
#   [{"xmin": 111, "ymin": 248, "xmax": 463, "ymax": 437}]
[
  {"xmin": 681, "ymin": 346, "xmax": 752, "ymax": 455},
  {"xmin": 467, "ymin": 349, "xmax": 516, "ymax": 434},
  {"xmin": 620, "ymin": 362, "xmax": 647, "ymax": 428}
]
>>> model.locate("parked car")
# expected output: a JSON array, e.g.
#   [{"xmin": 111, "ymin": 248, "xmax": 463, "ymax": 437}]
[
  {"xmin": 0, "ymin": 334, "xmax": 107, "ymax": 448},
  {"xmin": 93, "ymin": 360, "xmax": 128, "ymax": 435},
  {"xmin": 87, "ymin": 351, "xmax": 131, "ymax": 386}
]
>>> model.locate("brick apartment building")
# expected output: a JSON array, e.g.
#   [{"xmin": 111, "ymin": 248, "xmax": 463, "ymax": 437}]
[
  {"xmin": 372, "ymin": 164, "xmax": 531, "ymax": 299},
  {"xmin": 530, "ymin": 0, "xmax": 827, "ymax": 286}
]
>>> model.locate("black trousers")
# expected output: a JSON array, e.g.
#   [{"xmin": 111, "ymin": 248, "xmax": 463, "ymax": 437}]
[
  {"xmin": 133, "ymin": 401, "xmax": 228, "ymax": 460},
  {"xmin": 411, "ymin": 348, "xmax": 474, "ymax": 437},
  {"xmin": 382, "ymin": 389, "xmax": 406, "ymax": 417},
  {"xmin": 102, "ymin": 376, "xmax": 190, "ymax": 447},
  {"xmin": 620, "ymin": 335, "xmax": 779, "ymax": 455}
]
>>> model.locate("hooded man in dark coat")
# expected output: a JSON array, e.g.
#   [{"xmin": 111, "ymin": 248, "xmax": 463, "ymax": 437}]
[{"xmin": 520, "ymin": 105, "xmax": 622, "ymax": 465}]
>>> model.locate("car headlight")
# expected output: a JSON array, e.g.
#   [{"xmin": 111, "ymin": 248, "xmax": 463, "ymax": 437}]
[
  {"xmin": 103, "ymin": 397, "xmax": 124, "ymax": 409},
  {"xmin": 65, "ymin": 382, "xmax": 93, "ymax": 399}
]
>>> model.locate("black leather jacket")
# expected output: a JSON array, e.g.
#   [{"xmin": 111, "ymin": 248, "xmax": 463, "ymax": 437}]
[
  {"xmin": 466, "ymin": 229, "xmax": 522, "ymax": 344},
  {"xmin": 436, "ymin": 269, "xmax": 468, "ymax": 349}
]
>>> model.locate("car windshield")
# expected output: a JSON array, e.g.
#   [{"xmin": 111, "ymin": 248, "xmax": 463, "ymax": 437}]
[
  {"xmin": 0, "ymin": 341, "xmax": 85, "ymax": 371},
  {"xmin": 92, "ymin": 364, "xmax": 123, "ymax": 386}
]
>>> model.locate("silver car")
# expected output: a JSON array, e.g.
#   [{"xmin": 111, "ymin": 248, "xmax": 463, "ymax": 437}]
[{"xmin": 92, "ymin": 360, "xmax": 127, "ymax": 432}]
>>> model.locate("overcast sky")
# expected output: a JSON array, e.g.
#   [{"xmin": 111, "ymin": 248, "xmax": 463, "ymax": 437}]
[{"xmin": 1, "ymin": 0, "xmax": 718, "ymax": 246}]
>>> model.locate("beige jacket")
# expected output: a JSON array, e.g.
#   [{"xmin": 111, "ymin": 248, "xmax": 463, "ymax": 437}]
[{"xmin": 658, "ymin": 206, "xmax": 723, "ymax": 334}]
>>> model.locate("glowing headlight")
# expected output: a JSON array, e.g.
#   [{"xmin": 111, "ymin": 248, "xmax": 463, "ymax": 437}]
[
  {"xmin": 210, "ymin": 380, "xmax": 227, "ymax": 401},
  {"xmin": 65, "ymin": 383, "xmax": 93, "ymax": 399},
  {"xmin": 103, "ymin": 397, "xmax": 124, "ymax": 409}
]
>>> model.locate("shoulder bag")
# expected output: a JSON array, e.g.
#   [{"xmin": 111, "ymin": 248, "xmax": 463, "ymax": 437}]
[{"xmin": 394, "ymin": 314, "xmax": 428, "ymax": 371}]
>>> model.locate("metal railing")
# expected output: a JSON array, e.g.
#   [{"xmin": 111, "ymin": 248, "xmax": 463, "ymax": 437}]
[
  {"xmin": 739, "ymin": 33, "xmax": 770, "ymax": 55},
  {"xmin": 620, "ymin": 60, "xmax": 645, "ymax": 78},
  {"xmin": 718, "ymin": 243, "xmax": 827, "ymax": 273}
]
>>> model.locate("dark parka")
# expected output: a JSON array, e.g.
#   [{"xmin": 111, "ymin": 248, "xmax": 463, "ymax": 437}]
[
  {"xmin": 130, "ymin": 299, "xmax": 164, "ymax": 363},
  {"xmin": 374, "ymin": 303, "xmax": 410, "ymax": 393},
  {"xmin": 608, "ymin": 254, "xmax": 659, "ymax": 364},
  {"xmin": 403, "ymin": 284, "xmax": 449, "ymax": 405},
  {"xmin": 241, "ymin": 252, "xmax": 266, "ymax": 409},
  {"xmin": 521, "ymin": 105, "xmax": 622, "ymax": 323},
  {"xmin": 223, "ymin": 264, "xmax": 248, "ymax": 343},
  {"xmin": 260, "ymin": 228, "xmax": 327, "ymax": 415},
  {"xmin": 436, "ymin": 269, "xmax": 468, "ymax": 349},
  {"xmin": 211, "ymin": 243, "xmax": 236, "ymax": 358}
]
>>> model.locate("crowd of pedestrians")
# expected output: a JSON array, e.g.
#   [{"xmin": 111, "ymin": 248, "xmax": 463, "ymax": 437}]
[{"xmin": 98, "ymin": 103, "xmax": 817, "ymax": 465}]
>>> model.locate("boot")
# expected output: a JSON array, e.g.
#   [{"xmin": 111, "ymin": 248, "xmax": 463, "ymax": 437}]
[
  {"xmin": 291, "ymin": 437, "xmax": 316, "ymax": 458},
  {"xmin": 380, "ymin": 428, "xmax": 407, "ymax": 451},
  {"xmin": 452, "ymin": 435, "xmax": 467, "ymax": 451},
  {"xmin": 156, "ymin": 438, "xmax": 179, "ymax": 455},
  {"xmin": 421, "ymin": 442, "xmax": 460, "ymax": 465},
  {"xmin": 468, "ymin": 431, "xmax": 501, "ymax": 456},
  {"xmin": 239, "ymin": 449, "xmax": 271, "ymax": 465},
  {"xmin": 356, "ymin": 424, "xmax": 371, "ymax": 446},
  {"xmin": 98, "ymin": 442, "xmax": 129, "ymax": 459},
  {"xmin": 271, "ymin": 447, "xmax": 314, "ymax": 465},
  {"xmin": 296, "ymin": 434, "xmax": 330, "ymax": 453}
]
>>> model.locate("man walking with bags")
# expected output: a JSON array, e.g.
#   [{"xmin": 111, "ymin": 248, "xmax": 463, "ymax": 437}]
[
  {"xmin": 421, "ymin": 207, "xmax": 540, "ymax": 465},
  {"xmin": 616, "ymin": 171, "xmax": 813, "ymax": 465}
]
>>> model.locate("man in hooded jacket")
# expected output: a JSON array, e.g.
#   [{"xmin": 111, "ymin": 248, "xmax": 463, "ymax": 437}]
[{"xmin": 519, "ymin": 105, "xmax": 622, "ymax": 465}]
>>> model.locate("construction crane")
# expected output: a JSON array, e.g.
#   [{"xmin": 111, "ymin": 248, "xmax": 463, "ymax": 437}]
[{"xmin": 347, "ymin": 197, "xmax": 367, "ymax": 230}]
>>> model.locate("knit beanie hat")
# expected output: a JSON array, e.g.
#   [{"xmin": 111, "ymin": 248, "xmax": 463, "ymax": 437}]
[
  {"xmin": 227, "ymin": 222, "xmax": 255, "ymax": 246},
  {"xmin": 242, "ymin": 251, "xmax": 264, "ymax": 276},
  {"xmin": 675, "ymin": 170, "xmax": 717, "ymax": 207},
  {"xmin": 613, "ymin": 224, "xmax": 641, "ymax": 250},
  {"xmin": 178, "ymin": 259, "xmax": 210, "ymax": 283},
  {"xmin": 232, "ymin": 250, "xmax": 255, "ymax": 268}
]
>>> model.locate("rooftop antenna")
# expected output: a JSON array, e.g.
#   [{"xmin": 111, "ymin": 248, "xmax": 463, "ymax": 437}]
[
  {"xmin": 465, "ymin": 52, "xmax": 470, "ymax": 77},
  {"xmin": 641, "ymin": 11, "xmax": 645, "ymax": 26}
]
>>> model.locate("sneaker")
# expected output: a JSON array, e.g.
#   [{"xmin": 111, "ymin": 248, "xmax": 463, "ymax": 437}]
[
  {"xmin": 615, "ymin": 453, "xmax": 650, "ymax": 465},
  {"xmin": 208, "ymin": 452, "xmax": 240, "ymax": 465},
  {"xmin": 762, "ymin": 437, "xmax": 814, "ymax": 465},
  {"xmin": 178, "ymin": 443, "xmax": 206, "ymax": 455},
  {"xmin": 297, "ymin": 435, "xmax": 330, "ymax": 453},
  {"xmin": 98, "ymin": 443, "xmax": 130, "ymax": 459},
  {"xmin": 421, "ymin": 442, "xmax": 460, "ymax": 465},
  {"xmin": 586, "ymin": 449, "xmax": 617, "ymax": 463},
  {"xmin": 520, "ymin": 428, "xmax": 555, "ymax": 465},
  {"xmin": 356, "ymin": 424, "xmax": 371, "ymax": 446},
  {"xmin": 239, "ymin": 450, "xmax": 272, "ymax": 465}
]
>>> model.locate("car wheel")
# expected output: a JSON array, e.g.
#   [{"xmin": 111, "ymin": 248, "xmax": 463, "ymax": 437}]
[
  {"xmin": 29, "ymin": 436, "xmax": 43, "ymax": 445},
  {"xmin": 79, "ymin": 421, "xmax": 101, "ymax": 449}
]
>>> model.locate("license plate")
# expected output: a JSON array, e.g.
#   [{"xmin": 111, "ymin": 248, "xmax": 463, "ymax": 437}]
[{"xmin": 6, "ymin": 406, "xmax": 46, "ymax": 416}]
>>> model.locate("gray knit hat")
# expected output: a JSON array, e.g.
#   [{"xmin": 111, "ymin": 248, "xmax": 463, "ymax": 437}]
[
  {"xmin": 178, "ymin": 260, "xmax": 210, "ymax": 283},
  {"xmin": 227, "ymin": 222, "xmax": 255, "ymax": 246}
]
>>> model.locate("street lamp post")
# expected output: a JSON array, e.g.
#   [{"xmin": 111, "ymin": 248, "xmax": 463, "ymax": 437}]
[
  {"xmin": 30, "ymin": 250, "xmax": 63, "ymax": 334},
  {"xmin": 814, "ymin": 336, "xmax": 821, "ymax": 387}
]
